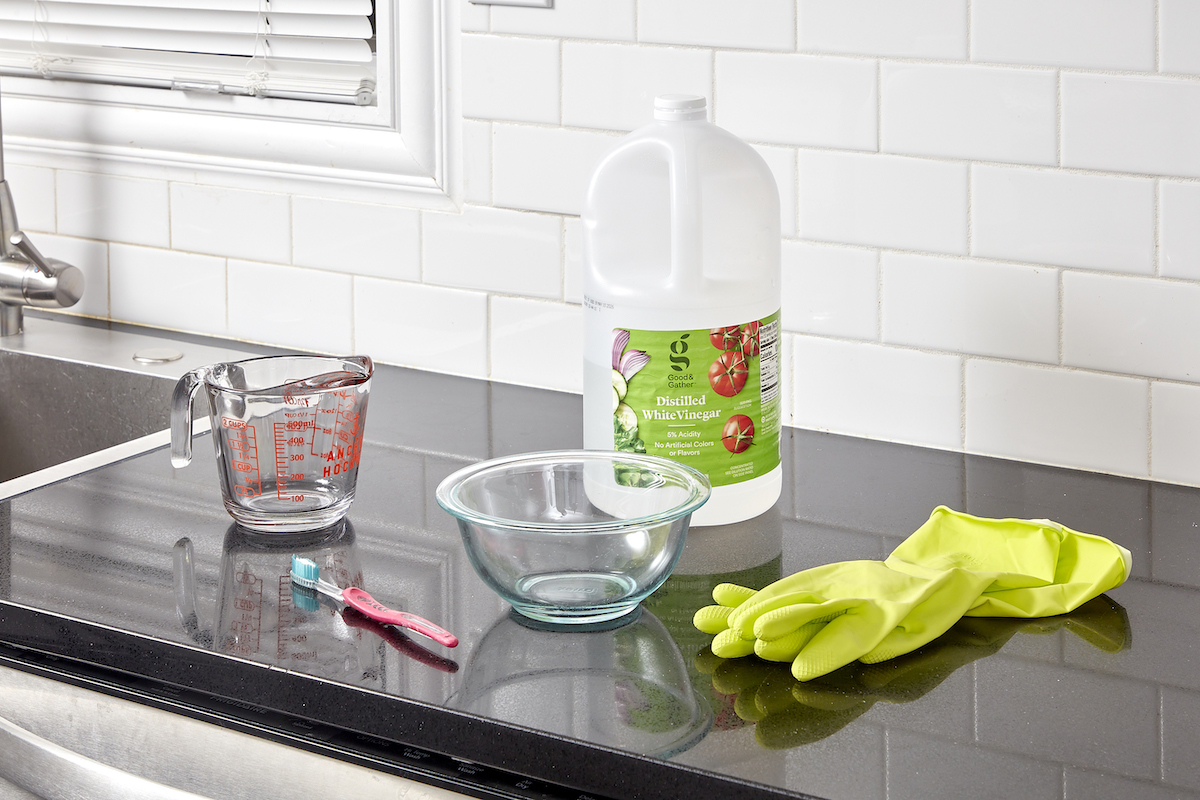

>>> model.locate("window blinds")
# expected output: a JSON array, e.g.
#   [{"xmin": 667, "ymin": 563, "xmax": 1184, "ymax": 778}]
[{"xmin": 0, "ymin": 0, "xmax": 376, "ymax": 104}]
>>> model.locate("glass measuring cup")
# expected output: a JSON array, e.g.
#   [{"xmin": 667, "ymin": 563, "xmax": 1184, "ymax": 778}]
[{"xmin": 171, "ymin": 355, "xmax": 373, "ymax": 532}]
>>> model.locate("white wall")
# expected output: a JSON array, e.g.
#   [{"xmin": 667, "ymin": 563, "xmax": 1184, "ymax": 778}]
[{"xmin": 11, "ymin": 0, "xmax": 1200, "ymax": 487}]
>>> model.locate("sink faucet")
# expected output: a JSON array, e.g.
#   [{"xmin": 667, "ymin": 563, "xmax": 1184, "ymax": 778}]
[{"xmin": 0, "ymin": 92, "xmax": 83, "ymax": 336}]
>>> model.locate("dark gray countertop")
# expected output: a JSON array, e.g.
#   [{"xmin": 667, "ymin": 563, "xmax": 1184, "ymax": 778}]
[{"xmin": 1, "ymin": 361, "xmax": 1197, "ymax": 800}]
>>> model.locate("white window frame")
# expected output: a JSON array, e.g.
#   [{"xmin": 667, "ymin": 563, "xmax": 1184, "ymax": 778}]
[{"xmin": 0, "ymin": 0, "xmax": 460, "ymax": 210}]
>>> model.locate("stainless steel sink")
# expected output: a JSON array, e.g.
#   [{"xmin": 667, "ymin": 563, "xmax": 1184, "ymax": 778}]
[
  {"xmin": 0, "ymin": 315, "xmax": 262, "ymax": 499},
  {"xmin": 0, "ymin": 350, "xmax": 174, "ymax": 483}
]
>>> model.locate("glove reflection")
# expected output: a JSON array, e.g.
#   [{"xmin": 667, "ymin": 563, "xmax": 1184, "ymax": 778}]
[{"xmin": 696, "ymin": 595, "xmax": 1130, "ymax": 750}]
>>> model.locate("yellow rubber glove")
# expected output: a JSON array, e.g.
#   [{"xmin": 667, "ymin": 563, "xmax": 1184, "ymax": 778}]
[
  {"xmin": 697, "ymin": 559, "xmax": 995, "ymax": 680},
  {"xmin": 887, "ymin": 506, "xmax": 1132, "ymax": 617},
  {"xmin": 693, "ymin": 506, "xmax": 1132, "ymax": 682}
]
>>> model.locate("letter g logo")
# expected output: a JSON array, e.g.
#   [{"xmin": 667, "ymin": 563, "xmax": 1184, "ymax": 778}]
[{"xmin": 669, "ymin": 333, "xmax": 690, "ymax": 372}]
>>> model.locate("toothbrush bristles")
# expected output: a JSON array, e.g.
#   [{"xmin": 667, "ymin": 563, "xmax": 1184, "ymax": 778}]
[{"xmin": 290, "ymin": 556, "xmax": 340, "ymax": 600}]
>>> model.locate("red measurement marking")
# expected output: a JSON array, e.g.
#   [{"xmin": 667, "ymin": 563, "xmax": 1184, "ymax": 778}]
[{"xmin": 222, "ymin": 418, "xmax": 261, "ymax": 498}]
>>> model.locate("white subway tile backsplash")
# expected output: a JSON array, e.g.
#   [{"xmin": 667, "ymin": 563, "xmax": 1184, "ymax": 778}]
[
  {"xmin": 966, "ymin": 360, "xmax": 1148, "ymax": 475},
  {"xmin": 490, "ymin": 297, "xmax": 583, "ymax": 392},
  {"xmin": 491, "ymin": 0, "xmax": 636, "ymax": 41},
  {"xmin": 45, "ymin": 0, "xmax": 1200, "ymax": 490},
  {"xmin": 227, "ymin": 261, "xmax": 352, "ymax": 354},
  {"xmin": 493, "ymin": 124, "xmax": 619, "ymax": 215},
  {"xmin": 752, "ymin": 145, "xmax": 797, "ymax": 237},
  {"xmin": 462, "ymin": 120, "xmax": 493, "ymax": 205},
  {"xmin": 1161, "ymin": 182, "xmax": 1200, "ymax": 281},
  {"xmin": 881, "ymin": 63, "xmax": 1057, "ymax": 165},
  {"xmin": 971, "ymin": 165, "xmax": 1155, "ymax": 273},
  {"xmin": 1063, "ymin": 271, "xmax": 1200, "ymax": 382},
  {"xmin": 57, "ymin": 172, "xmax": 169, "ymax": 248},
  {"xmin": 5, "ymin": 163, "xmax": 55, "ymax": 233},
  {"xmin": 637, "ymin": 0, "xmax": 795, "ymax": 51},
  {"xmin": 798, "ymin": 0, "xmax": 967, "ymax": 59},
  {"xmin": 423, "ymin": 205, "xmax": 562, "ymax": 298},
  {"xmin": 971, "ymin": 0, "xmax": 1156, "ymax": 71},
  {"xmin": 715, "ymin": 52, "xmax": 877, "ymax": 150},
  {"xmin": 109, "ymin": 244, "xmax": 226, "ymax": 335},
  {"xmin": 562, "ymin": 42, "xmax": 711, "ymax": 132},
  {"xmin": 461, "ymin": 35, "xmax": 560, "ymax": 125},
  {"xmin": 781, "ymin": 241, "xmax": 877, "ymax": 339},
  {"xmin": 563, "ymin": 216, "xmax": 582, "ymax": 304},
  {"xmin": 1150, "ymin": 382, "xmax": 1200, "ymax": 485},
  {"xmin": 793, "ymin": 335, "xmax": 962, "ymax": 449},
  {"xmin": 798, "ymin": 150, "xmax": 968, "ymax": 254},
  {"xmin": 1161, "ymin": 0, "xmax": 1200, "ymax": 75},
  {"xmin": 354, "ymin": 279, "xmax": 489, "ymax": 378},
  {"xmin": 170, "ymin": 184, "xmax": 290, "ymax": 264},
  {"xmin": 292, "ymin": 198, "xmax": 420, "ymax": 281},
  {"xmin": 883, "ymin": 253, "xmax": 1058, "ymax": 362},
  {"xmin": 35, "ymin": 234, "xmax": 108, "ymax": 319},
  {"xmin": 1062, "ymin": 74, "xmax": 1200, "ymax": 179}
]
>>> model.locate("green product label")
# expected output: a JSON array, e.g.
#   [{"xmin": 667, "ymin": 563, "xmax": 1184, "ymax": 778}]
[{"xmin": 611, "ymin": 312, "xmax": 781, "ymax": 488}]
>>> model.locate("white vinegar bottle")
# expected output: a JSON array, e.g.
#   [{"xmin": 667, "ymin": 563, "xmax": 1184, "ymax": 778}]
[{"xmin": 582, "ymin": 94, "xmax": 782, "ymax": 526}]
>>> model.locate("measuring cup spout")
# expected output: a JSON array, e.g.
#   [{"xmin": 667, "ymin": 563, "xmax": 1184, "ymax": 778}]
[{"xmin": 170, "ymin": 367, "xmax": 206, "ymax": 468}]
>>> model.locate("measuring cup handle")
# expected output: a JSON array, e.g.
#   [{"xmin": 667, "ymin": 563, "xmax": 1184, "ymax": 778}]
[{"xmin": 170, "ymin": 368, "xmax": 205, "ymax": 468}]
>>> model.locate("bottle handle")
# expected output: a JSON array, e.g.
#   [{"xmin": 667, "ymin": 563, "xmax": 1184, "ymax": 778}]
[{"xmin": 170, "ymin": 368, "xmax": 205, "ymax": 468}]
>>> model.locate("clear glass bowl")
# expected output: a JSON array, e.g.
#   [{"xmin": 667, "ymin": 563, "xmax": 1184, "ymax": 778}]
[{"xmin": 436, "ymin": 451, "xmax": 711, "ymax": 625}]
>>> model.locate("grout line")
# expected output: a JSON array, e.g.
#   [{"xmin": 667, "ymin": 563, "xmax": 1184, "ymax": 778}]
[
  {"xmin": 965, "ymin": 0, "xmax": 972, "ymax": 62},
  {"xmin": 793, "ymin": 0, "xmax": 800, "ymax": 53},
  {"xmin": 1155, "ymin": 0, "xmax": 1162, "ymax": 73}
]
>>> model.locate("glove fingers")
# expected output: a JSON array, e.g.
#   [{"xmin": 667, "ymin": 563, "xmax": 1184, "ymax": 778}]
[
  {"xmin": 729, "ymin": 589, "xmax": 832, "ymax": 636},
  {"xmin": 753, "ymin": 598, "xmax": 856, "ymax": 640},
  {"xmin": 712, "ymin": 583, "xmax": 758, "ymax": 608},
  {"xmin": 693, "ymin": 604, "xmax": 734, "ymax": 634},
  {"xmin": 791, "ymin": 605, "xmax": 889, "ymax": 682},
  {"xmin": 755, "ymin": 620, "xmax": 825, "ymax": 661},
  {"xmin": 711, "ymin": 627, "xmax": 756, "ymax": 659}
]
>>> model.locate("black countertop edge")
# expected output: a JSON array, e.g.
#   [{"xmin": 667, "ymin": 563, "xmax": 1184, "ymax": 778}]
[{"xmin": 0, "ymin": 603, "xmax": 815, "ymax": 800}]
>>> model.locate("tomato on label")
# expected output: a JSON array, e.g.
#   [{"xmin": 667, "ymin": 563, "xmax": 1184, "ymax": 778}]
[
  {"xmin": 709, "ymin": 326, "xmax": 743, "ymax": 352},
  {"xmin": 740, "ymin": 321, "xmax": 761, "ymax": 357},
  {"xmin": 709, "ymin": 350, "xmax": 749, "ymax": 397},
  {"xmin": 722, "ymin": 414, "xmax": 755, "ymax": 454}
]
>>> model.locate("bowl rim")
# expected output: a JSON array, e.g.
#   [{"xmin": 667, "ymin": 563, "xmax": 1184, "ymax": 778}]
[{"xmin": 434, "ymin": 449, "xmax": 711, "ymax": 533}]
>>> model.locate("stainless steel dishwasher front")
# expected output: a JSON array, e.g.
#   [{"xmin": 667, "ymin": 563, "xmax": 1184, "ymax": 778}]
[{"xmin": 0, "ymin": 665, "xmax": 471, "ymax": 800}]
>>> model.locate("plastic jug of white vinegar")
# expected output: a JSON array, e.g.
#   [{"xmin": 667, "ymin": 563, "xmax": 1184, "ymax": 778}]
[{"xmin": 582, "ymin": 94, "xmax": 782, "ymax": 527}]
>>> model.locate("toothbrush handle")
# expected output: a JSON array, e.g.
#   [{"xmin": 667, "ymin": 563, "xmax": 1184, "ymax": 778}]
[{"xmin": 341, "ymin": 587, "xmax": 459, "ymax": 647}]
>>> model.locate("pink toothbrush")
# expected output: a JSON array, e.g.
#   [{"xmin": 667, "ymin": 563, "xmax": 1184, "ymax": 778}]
[{"xmin": 290, "ymin": 556, "xmax": 458, "ymax": 647}]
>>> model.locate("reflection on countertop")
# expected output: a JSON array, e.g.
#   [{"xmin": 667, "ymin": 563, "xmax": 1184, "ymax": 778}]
[{"xmin": 1, "ymin": 357, "xmax": 1199, "ymax": 800}]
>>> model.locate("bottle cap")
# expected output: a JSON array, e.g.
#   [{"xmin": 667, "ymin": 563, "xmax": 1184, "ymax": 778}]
[{"xmin": 654, "ymin": 94, "xmax": 707, "ymax": 121}]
